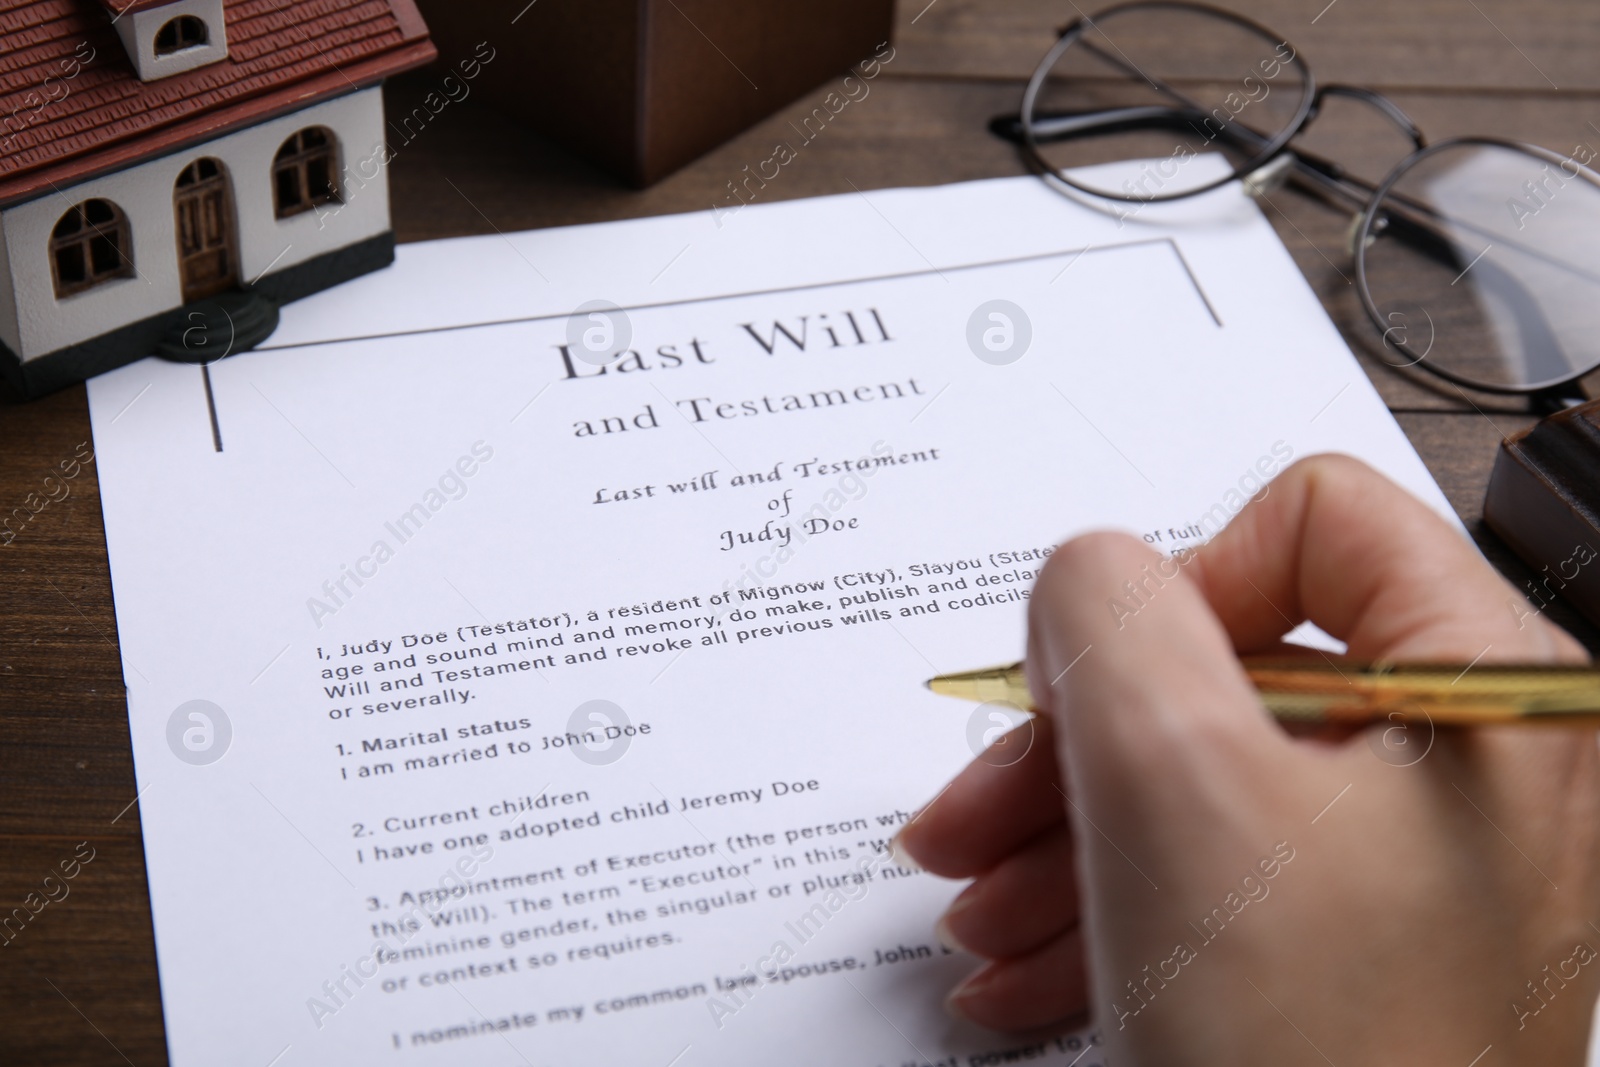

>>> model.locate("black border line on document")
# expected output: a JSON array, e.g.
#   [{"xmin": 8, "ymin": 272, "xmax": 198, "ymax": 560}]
[{"xmin": 251, "ymin": 237, "xmax": 1224, "ymax": 354}]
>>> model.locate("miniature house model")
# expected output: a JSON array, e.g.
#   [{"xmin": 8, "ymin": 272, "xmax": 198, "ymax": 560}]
[{"xmin": 0, "ymin": 0, "xmax": 436, "ymax": 398}]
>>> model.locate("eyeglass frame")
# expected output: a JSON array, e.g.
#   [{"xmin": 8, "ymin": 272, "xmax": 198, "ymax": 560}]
[{"xmin": 1000, "ymin": 0, "xmax": 1600, "ymax": 403}]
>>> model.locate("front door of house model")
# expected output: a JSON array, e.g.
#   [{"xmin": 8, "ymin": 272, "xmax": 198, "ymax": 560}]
[{"xmin": 174, "ymin": 158, "xmax": 238, "ymax": 302}]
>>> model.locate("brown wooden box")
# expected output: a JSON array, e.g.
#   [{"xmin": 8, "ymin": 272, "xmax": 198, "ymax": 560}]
[
  {"xmin": 1484, "ymin": 398, "xmax": 1600, "ymax": 626},
  {"xmin": 413, "ymin": 0, "xmax": 896, "ymax": 187}
]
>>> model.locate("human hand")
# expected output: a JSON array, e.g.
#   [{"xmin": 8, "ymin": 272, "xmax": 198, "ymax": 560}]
[{"xmin": 894, "ymin": 454, "xmax": 1600, "ymax": 1064}]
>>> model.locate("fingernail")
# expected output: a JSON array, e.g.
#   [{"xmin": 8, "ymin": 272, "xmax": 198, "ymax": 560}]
[
  {"xmin": 935, "ymin": 891, "xmax": 976, "ymax": 951},
  {"xmin": 933, "ymin": 913, "xmax": 965, "ymax": 953},
  {"xmin": 888, "ymin": 831, "xmax": 922, "ymax": 872},
  {"xmin": 945, "ymin": 967, "xmax": 995, "ymax": 1019}
]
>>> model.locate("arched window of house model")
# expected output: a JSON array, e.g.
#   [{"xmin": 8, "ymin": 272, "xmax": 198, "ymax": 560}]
[
  {"xmin": 50, "ymin": 199, "xmax": 134, "ymax": 298},
  {"xmin": 154, "ymin": 16, "xmax": 208, "ymax": 55},
  {"xmin": 273, "ymin": 127, "xmax": 341, "ymax": 219}
]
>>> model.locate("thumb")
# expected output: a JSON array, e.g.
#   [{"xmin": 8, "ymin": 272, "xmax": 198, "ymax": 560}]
[
  {"xmin": 1024, "ymin": 532, "xmax": 1305, "ymax": 980},
  {"xmin": 1027, "ymin": 531, "xmax": 1288, "ymax": 819}
]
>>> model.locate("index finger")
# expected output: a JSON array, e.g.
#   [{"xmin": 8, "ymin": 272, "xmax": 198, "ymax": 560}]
[{"xmin": 1188, "ymin": 454, "xmax": 1588, "ymax": 664}]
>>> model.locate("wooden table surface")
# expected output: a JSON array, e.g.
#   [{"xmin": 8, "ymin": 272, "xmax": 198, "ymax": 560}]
[{"xmin": 3, "ymin": 1, "xmax": 1598, "ymax": 1061}]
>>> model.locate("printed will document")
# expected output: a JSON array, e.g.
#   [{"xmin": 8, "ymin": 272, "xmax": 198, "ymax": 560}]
[{"xmin": 87, "ymin": 171, "xmax": 1455, "ymax": 1066}]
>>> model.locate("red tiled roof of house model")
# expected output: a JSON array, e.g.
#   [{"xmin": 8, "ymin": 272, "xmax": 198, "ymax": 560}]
[{"xmin": 0, "ymin": 0, "xmax": 435, "ymax": 204}]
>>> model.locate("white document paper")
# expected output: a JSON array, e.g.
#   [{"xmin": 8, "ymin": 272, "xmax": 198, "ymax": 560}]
[{"xmin": 88, "ymin": 171, "xmax": 1453, "ymax": 1066}]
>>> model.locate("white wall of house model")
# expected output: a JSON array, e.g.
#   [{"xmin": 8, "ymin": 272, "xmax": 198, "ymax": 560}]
[{"xmin": 0, "ymin": 85, "xmax": 389, "ymax": 360}]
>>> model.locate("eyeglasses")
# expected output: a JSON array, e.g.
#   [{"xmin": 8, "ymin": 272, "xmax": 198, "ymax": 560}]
[{"xmin": 991, "ymin": 0, "xmax": 1600, "ymax": 404}]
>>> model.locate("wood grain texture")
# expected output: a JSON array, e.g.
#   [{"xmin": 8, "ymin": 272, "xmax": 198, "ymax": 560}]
[
  {"xmin": 893, "ymin": 0, "xmax": 1600, "ymax": 90},
  {"xmin": 1, "ymin": 3, "xmax": 1596, "ymax": 1062}
]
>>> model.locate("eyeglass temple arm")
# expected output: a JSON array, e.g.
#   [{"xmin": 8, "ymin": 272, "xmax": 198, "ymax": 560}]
[
  {"xmin": 1046, "ymin": 36, "xmax": 1374, "ymax": 208},
  {"xmin": 988, "ymin": 106, "xmax": 1374, "ymax": 212},
  {"xmin": 996, "ymin": 55, "xmax": 1431, "ymax": 207}
]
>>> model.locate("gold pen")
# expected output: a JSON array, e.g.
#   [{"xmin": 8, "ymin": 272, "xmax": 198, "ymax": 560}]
[{"xmin": 926, "ymin": 659, "xmax": 1600, "ymax": 728}]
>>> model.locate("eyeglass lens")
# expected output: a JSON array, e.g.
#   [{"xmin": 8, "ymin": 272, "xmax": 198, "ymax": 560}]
[
  {"xmin": 1361, "ymin": 141, "xmax": 1600, "ymax": 393},
  {"xmin": 1023, "ymin": 3, "xmax": 1310, "ymax": 201}
]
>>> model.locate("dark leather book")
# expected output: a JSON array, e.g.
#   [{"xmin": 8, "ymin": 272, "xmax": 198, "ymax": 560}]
[{"xmin": 1485, "ymin": 398, "xmax": 1600, "ymax": 625}]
